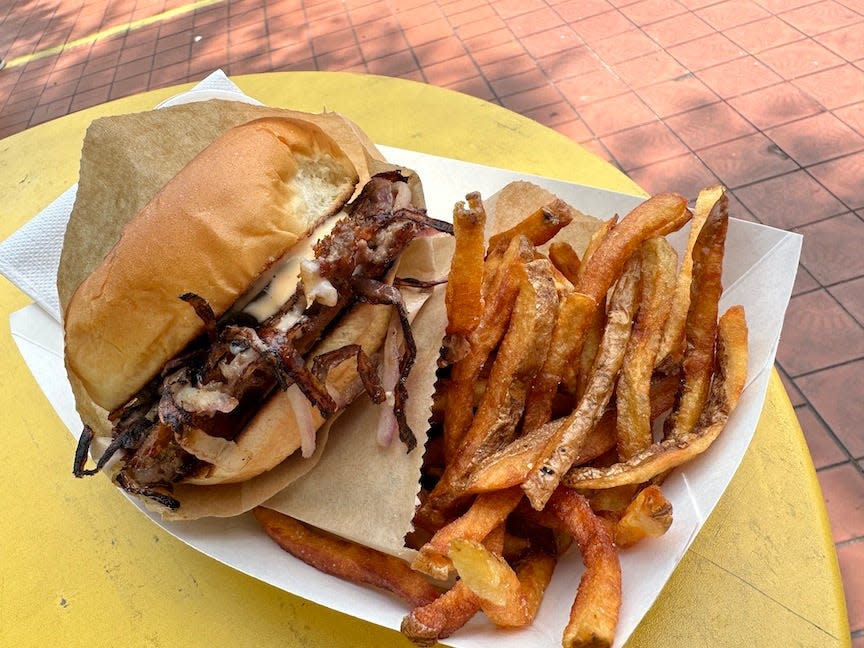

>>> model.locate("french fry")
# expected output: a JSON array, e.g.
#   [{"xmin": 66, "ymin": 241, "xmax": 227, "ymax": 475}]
[
  {"xmin": 574, "ymin": 296, "xmax": 606, "ymax": 400},
  {"xmin": 443, "ymin": 236, "xmax": 534, "ymax": 462},
  {"xmin": 523, "ymin": 254, "xmax": 642, "ymax": 511},
  {"xmin": 589, "ymin": 485, "xmax": 640, "ymax": 515},
  {"xmin": 445, "ymin": 192, "xmax": 487, "ymax": 340},
  {"xmin": 480, "ymin": 199, "xmax": 571, "ymax": 305},
  {"xmin": 713, "ymin": 305, "xmax": 749, "ymax": 411},
  {"xmin": 401, "ymin": 580, "xmax": 480, "ymax": 646},
  {"xmin": 402, "ymin": 526, "xmax": 506, "ymax": 645},
  {"xmin": 559, "ymin": 214, "xmax": 616, "ymax": 394},
  {"xmin": 488, "ymin": 198, "xmax": 574, "ymax": 252},
  {"xmin": 547, "ymin": 489, "xmax": 621, "ymax": 648},
  {"xmin": 522, "ymin": 291, "xmax": 597, "ymax": 433},
  {"xmin": 615, "ymin": 237, "xmax": 678, "ymax": 459},
  {"xmin": 463, "ymin": 420, "xmax": 561, "ymax": 494},
  {"xmin": 253, "ymin": 507, "xmax": 441, "ymax": 608},
  {"xmin": 665, "ymin": 191, "xmax": 729, "ymax": 440},
  {"xmin": 431, "ymin": 259, "xmax": 558, "ymax": 509},
  {"xmin": 548, "ymin": 241, "xmax": 581, "ymax": 285},
  {"xmin": 468, "ymin": 410, "xmax": 616, "ymax": 496},
  {"xmin": 576, "ymin": 214, "xmax": 617, "ymax": 285},
  {"xmin": 464, "ymin": 415, "xmax": 608, "ymax": 496},
  {"xmin": 448, "ymin": 540, "xmax": 556, "ymax": 627},
  {"xmin": 613, "ymin": 485, "xmax": 673, "ymax": 548},
  {"xmin": 574, "ymin": 193, "xmax": 689, "ymax": 305},
  {"xmin": 657, "ymin": 185, "xmax": 726, "ymax": 370},
  {"xmin": 412, "ymin": 487, "xmax": 523, "ymax": 580},
  {"xmin": 562, "ymin": 305, "xmax": 748, "ymax": 489}
]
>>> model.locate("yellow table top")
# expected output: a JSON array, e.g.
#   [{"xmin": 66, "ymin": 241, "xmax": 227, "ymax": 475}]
[{"xmin": 0, "ymin": 72, "xmax": 850, "ymax": 648}]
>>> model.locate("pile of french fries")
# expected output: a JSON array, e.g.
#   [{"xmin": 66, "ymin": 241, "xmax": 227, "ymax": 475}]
[{"xmin": 255, "ymin": 184, "xmax": 749, "ymax": 648}]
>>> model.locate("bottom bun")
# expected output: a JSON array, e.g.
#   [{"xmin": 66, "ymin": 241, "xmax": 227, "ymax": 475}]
[
  {"xmin": 182, "ymin": 387, "xmax": 315, "ymax": 486},
  {"xmin": 183, "ymin": 300, "xmax": 393, "ymax": 486}
]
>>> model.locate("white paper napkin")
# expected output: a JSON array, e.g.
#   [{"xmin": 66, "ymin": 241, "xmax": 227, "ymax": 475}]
[{"xmin": 0, "ymin": 70, "xmax": 257, "ymax": 322}]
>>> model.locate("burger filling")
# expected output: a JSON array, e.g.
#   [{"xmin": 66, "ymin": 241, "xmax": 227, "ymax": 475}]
[{"xmin": 73, "ymin": 172, "xmax": 453, "ymax": 509}]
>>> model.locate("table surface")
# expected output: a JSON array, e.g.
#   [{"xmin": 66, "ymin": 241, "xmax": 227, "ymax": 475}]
[{"xmin": 0, "ymin": 72, "xmax": 850, "ymax": 648}]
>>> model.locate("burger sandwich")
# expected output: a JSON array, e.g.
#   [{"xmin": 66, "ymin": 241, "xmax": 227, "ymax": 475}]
[{"xmin": 65, "ymin": 114, "xmax": 452, "ymax": 514}]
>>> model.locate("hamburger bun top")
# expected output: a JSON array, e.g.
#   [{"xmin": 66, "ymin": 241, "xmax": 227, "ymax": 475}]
[{"xmin": 64, "ymin": 116, "xmax": 358, "ymax": 413}]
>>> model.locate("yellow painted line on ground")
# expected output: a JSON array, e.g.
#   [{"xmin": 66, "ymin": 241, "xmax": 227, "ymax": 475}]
[{"xmin": 4, "ymin": 0, "xmax": 224, "ymax": 69}]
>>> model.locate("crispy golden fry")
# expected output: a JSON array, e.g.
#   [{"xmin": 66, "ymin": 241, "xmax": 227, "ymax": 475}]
[
  {"xmin": 465, "ymin": 409, "xmax": 616, "ymax": 496},
  {"xmin": 481, "ymin": 200, "xmax": 568, "ymax": 300},
  {"xmin": 575, "ymin": 296, "xmax": 606, "ymax": 400},
  {"xmin": 401, "ymin": 580, "xmax": 480, "ymax": 646},
  {"xmin": 615, "ymin": 237, "xmax": 678, "ymax": 459},
  {"xmin": 412, "ymin": 487, "xmax": 523, "ymax": 580},
  {"xmin": 644, "ymin": 371, "xmax": 682, "ymax": 424},
  {"xmin": 449, "ymin": 542, "xmax": 517, "ymax": 602},
  {"xmin": 557, "ymin": 214, "xmax": 616, "ymax": 394},
  {"xmin": 253, "ymin": 507, "xmax": 441, "ymax": 608},
  {"xmin": 446, "ymin": 192, "xmax": 487, "ymax": 339},
  {"xmin": 562, "ymin": 304, "xmax": 748, "ymax": 489},
  {"xmin": 431, "ymin": 259, "xmax": 558, "ymax": 509},
  {"xmin": 523, "ymin": 254, "xmax": 642, "ymax": 511},
  {"xmin": 666, "ymin": 191, "xmax": 729, "ymax": 440},
  {"xmin": 713, "ymin": 305, "xmax": 749, "ymax": 411},
  {"xmin": 464, "ymin": 370, "xmax": 679, "ymax": 495},
  {"xmin": 547, "ymin": 489, "xmax": 621, "ymax": 648},
  {"xmin": 549, "ymin": 241, "xmax": 581, "ymax": 285},
  {"xmin": 613, "ymin": 485, "xmax": 673, "ymax": 548},
  {"xmin": 443, "ymin": 236, "xmax": 534, "ymax": 462},
  {"xmin": 589, "ymin": 485, "xmax": 640, "ymax": 514},
  {"xmin": 402, "ymin": 526, "xmax": 506, "ymax": 645},
  {"xmin": 463, "ymin": 420, "xmax": 560, "ymax": 494},
  {"xmin": 657, "ymin": 185, "xmax": 726, "ymax": 370},
  {"xmin": 574, "ymin": 193, "xmax": 689, "ymax": 306},
  {"xmin": 488, "ymin": 198, "xmax": 574, "ymax": 253},
  {"xmin": 576, "ymin": 215, "xmax": 617, "ymax": 285},
  {"xmin": 448, "ymin": 539, "xmax": 556, "ymax": 627},
  {"xmin": 522, "ymin": 291, "xmax": 597, "ymax": 433}
]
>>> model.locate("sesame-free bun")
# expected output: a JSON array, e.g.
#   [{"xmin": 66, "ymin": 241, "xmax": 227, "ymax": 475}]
[{"xmin": 63, "ymin": 117, "xmax": 359, "ymax": 414}]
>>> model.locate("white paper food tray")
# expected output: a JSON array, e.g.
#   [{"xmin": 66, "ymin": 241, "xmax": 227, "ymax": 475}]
[{"xmin": 9, "ymin": 150, "xmax": 800, "ymax": 648}]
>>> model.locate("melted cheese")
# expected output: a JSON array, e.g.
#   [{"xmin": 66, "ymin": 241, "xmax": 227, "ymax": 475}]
[
  {"xmin": 242, "ymin": 213, "xmax": 343, "ymax": 322},
  {"xmin": 239, "ymin": 181, "xmax": 414, "ymax": 323},
  {"xmin": 300, "ymin": 260, "xmax": 338, "ymax": 307},
  {"xmin": 174, "ymin": 383, "xmax": 239, "ymax": 413}
]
